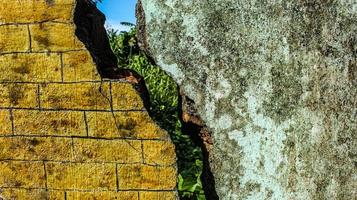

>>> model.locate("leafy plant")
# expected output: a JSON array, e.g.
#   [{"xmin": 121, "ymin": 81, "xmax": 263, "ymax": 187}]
[{"xmin": 108, "ymin": 26, "xmax": 205, "ymax": 200}]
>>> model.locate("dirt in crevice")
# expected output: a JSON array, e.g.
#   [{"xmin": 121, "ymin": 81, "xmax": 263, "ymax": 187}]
[{"xmin": 179, "ymin": 90, "xmax": 219, "ymax": 200}]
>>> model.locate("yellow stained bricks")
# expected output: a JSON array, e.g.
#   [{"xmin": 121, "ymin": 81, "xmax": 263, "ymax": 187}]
[
  {"xmin": 0, "ymin": 83, "xmax": 38, "ymax": 108},
  {"xmin": 72, "ymin": 138, "xmax": 142, "ymax": 163},
  {"xmin": 0, "ymin": 0, "xmax": 74, "ymax": 24},
  {"xmin": 62, "ymin": 51, "xmax": 101, "ymax": 82},
  {"xmin": 0, "ymin": 0, "xmax": 177, "ymax": 198},
  {"xmin": 0, "ymin": 110, "xmax": 11, "ymax": 135},
  {"xmin": 0, "ymin": 161, "xmax": 46, "ymax": 188},
  {"xmin": 0, "ymin": 53, "xmax": 62, "ymax": 82},
  {"xmin": 30, "ymin": 23, "xmax": 84, "ymax": 51},
  {"xmin": 0, "ymin": 25, "xmax": 29, "ymax": 53},
  {"xmin": 111, "ymin": 82, "xmax": 145, "ymax": 110},
  {"xmin": 46, "ymin": 162, "xmax": 116, "ymax": 190},
  {"xmin": 86, "ymin": 111, "xmax": 169, "ymax": 139},
  {"xmin": 0, "ymin": 137, "xmax": 73, "ymax": 161},
  {"xmin": 0, "ymin": 189, "xmax": 64, "ymax": 200},
  {"xmin": 13, "ymin": 110, "xmax": 87, "ymax": 136},
  {"xmin": 143, "ymin": 140, "xmax": 176, "ymax": 166},
  {"xmin": 118, "ymin": 165, "xmax": 177, "ymax": 190},
  {"xmin": 140, "ymin": 192, "xmax": 178, "ymax": 200},
  {"xmin": 66, "ymin": 191, "xmax": 139, "ymax": 200},
  {"xmin": 41, "ymin": 82, "xmax": 111, "ymax": 110}
]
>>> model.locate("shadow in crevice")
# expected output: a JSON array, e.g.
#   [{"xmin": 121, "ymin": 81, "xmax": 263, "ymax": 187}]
[
  {"xmin": 179, "ymin": 93, "xmax": 219, "ymax": 200},
  {"xmin": 73, "ymin": 0, "xmax": 150, "ymax": 110},
  {"xmin": 74, "ymin": 0, "xmax": 219, "ymax": 199}
]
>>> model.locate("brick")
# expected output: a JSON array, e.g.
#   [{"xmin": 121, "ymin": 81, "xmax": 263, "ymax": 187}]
[
  {"xmin": 0, "ymin": 0, "xmax": 74, "ymax": 24},
  {"xmin": 13, "ymin": 110, "xmax": 86, "ymax": 136},
  {"xmin": 143, "ymin": 140, "xmax": 176, "ymax": 166},
  {"xmin": 46, "ymin": 162, "xmax": 116, "ymax": 190},
  {"xmin": 0, "ymin": 25, "xmax": 29, "ymax": 53},
  {"xmin": 86, "ymin": 111, "xmax": 125, "ymax": 138},
  {"xmin": 0, "ymin": 83, "xmax": 38, "ymax": 108},
  {"xmin": 139, "ymin": 192, "xmax": 178, "ymax": 200},
  {"xmin": 30, "ymin": 23, "xmax": 84, "ymax": 51},
  {"xmin": 62, "ymin": 51, "xmax": 101, "ymax": 82},
  {"xmin": 73, "ymin": 138, "xmax": 142, "ymax": 163},
  {"xmin": 87, "ymin": 111, "xmax": 169, "ymax": 139},
  {"xmin": 118, "ymin": 165, "xmax": 177, "ymax": 190},
  {"xmin": 111, "ymin": 82, "xmax": 145, "ymax": 110},
  {"xmin": 41, "ymin": 82, "xmax": 111, "ymax": 110},
  {"xmin": 0, "ymin": 53, "xmax": 61, "ymax": 82},
  {"xmin": 0, "ymin": 110, "xmax": 12, "ymax": 135},
  {"xmin": 0, "ymin": 161, "xmax": 45, "ymax": 188},
  {"xmin": 66, "ymin": 191, "xmax": 138, "ymax": 200},
  {"xmin": 0, "ymin": 189, "xmax": 64, "ymax": 200},
  {"xmin": 0, "ymin": 137, "xmax": 72, "ymax": 161}
]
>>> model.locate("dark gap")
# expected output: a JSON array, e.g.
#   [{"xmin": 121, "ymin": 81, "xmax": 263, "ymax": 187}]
[
  {"xmin": 73, "ymin": 0, "xmax": 218, "ymax": 199},
  {"xmin": 73, "ymin": 0, "xmax": 150, "ymax": 111},
  {"xmin": 179, "ymin": 94, "xmax": 219, "ymax": 200}
]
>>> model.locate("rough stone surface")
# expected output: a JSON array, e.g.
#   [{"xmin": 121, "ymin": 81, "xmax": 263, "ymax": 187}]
[
  {"xmin": 138, "ymin": 0, "xmax": 356, "ymax": 199},
  {"xmin": 0, "ymin": 0, "xmax": 178, "ymax": 199}
]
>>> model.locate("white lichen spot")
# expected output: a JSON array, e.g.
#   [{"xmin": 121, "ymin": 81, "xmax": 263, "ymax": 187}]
[
  {"xmin": 182, "ymin": 14, "xmax": 209, "ymax": 55},
  {"xmin": 234, "ymin": 85, "xmax": 290, "ymax": 199},
  {"xmin": 184, "ymin": 84, "xmax": 202, "ymax": 103},
  {"xmin": 216, "ymin": 114, "xmax": 233, "ymax": 130},
  {"xmin": 207, "ymin": 73, "xmax": 232, "ymax": 100},
  {"xmin": 141, "ymin": 0, "xmax": 161, "ymax": 23},
  {"xmin": 325, "ymin": 178, "xmax": 338, "ymax": 199},
  {"xmin": 204, "ymin": 97, "xmax": 216, "ymax": 122},
  {"xmin": 157, "ymin": 55, "xmax": 184, "ymax": 84}
]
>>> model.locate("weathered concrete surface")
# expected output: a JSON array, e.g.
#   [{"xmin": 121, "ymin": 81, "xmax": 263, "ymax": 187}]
[{"xmin": 137, "ymin": 0, "xmax": 357, "ymax": 199}]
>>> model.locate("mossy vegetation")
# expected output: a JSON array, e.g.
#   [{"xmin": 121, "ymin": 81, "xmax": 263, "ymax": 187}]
[{"xmin": 108, "ymin": 26, "xmax": 205, "ymax": 200}]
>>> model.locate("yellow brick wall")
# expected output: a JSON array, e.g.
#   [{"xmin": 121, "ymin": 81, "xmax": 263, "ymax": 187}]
[{"xmin": 0, "ymin": 0, "xmax": 178, "ymax": 199}]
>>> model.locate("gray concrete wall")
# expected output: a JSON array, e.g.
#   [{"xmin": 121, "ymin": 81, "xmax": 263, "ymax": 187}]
[{"xmin": 137, "ymin": 0, "xmax": 356, "ymax": 199}]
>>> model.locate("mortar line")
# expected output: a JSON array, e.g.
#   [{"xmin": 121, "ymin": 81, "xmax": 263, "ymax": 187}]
[
  {"xmin": 9, "ymin": 109, "xmax": 15, "ymax": 135},
  {"xmin": 0, "ymin": 186, "xmax": 176, "ymax": 192},
  {"xmin": 0, "ymin": 80, "xmax": 131, "ymax": 84},
  {"xmin": 0, "ymin": 107, "xmax": 145, "ymax": 112},
  {"xmin": 0, "ymin": 159, "xmax": 172, "ymax": 167},
  {"xmin": 60, "ymin": 53, "xmax": 64, "ymax": 82},
  {"xmin": 0, "ymin": 49, "xmax": 86, "ymax": 56},
  {"xmin": 37, "ymin": 84, "xmax": 42, "ymax": 109},
  {"xmin": 141, "ymin": 140, "xmax": 145, "ymax": 164},
  {"xmin": 71, "ymin": 137, "xmax": 75, "ymax": 161},
  {"xmin": 98, "ymin": 79, "xmax": 144, "ymax": 155},
  {"xmin": 83, "ymin": 111, "xmax": 89, "ymax": 137},
  {"xmin": 43, "ymin": 161, "xmax": 48, "ymax": 191},
  {"xmin": 64, "ymin": 191, "xmax": 67, "ymax": 200},
  {"xmin": 27, "ymin": 25, "xmax": 32, "ymax": 52},
  {"xmin": 0, "ymin": 134, "xmax": 168, "ymax": 142},
  {"xmin": 0, "ymin": 20, "xmax": 73, "ymax": 26},
  {"xmin": 115, "ymin": 163, "xmax": 119, "ymax": 192}
]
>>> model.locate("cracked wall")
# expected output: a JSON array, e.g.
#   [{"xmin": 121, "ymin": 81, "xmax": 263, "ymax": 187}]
[
  {"xmin": 137, "ymin": 0, "xmax": 356, "ymax": 199},
  {"xmin": 0, "ymin": 0, "xmax": 178, "ymax": 199}
]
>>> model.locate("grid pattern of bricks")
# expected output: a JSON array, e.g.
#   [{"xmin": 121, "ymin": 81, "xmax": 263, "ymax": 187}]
[{"xmin": 0, "ymin": 0, "xmax": 178, "ymax": 199}]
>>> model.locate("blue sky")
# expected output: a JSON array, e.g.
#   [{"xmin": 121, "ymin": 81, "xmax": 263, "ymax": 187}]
[{"xmin": 97, "ymin": 0, "xmax": 137, "ymax": 31}]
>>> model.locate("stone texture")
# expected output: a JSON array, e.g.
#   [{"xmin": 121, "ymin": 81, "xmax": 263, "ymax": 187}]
[
  {"xmin": 0, "ymin": 25, "xmax": 29, "ymax": 53},
  {"xmin": 0, "ymin": 0, "xmax": 178, "ymax": 198},
  {"xmin": 46, "ymin": 162, "xmax": 116, "ymax": 190},
  {"xmin": 62, "ymin": 51, "xmax": 101, "ymax": 82},
  {"xmin": 138, "ymin": 0, "xmax": 357, "ymax": 199},
  {"xmin": 118, "ymin": 164, "xmax": 177, "ymax": 190},
  {"xmin": 0, "ymin": 189, "xmax": 64, "ymax": 200},
  {"xmin": 0, "ymin": 53, "xmax": 62, "ymax": 82},
  {"xmin": 66, "ymin": 191, "xmax": 139, "ymax": 200}
]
